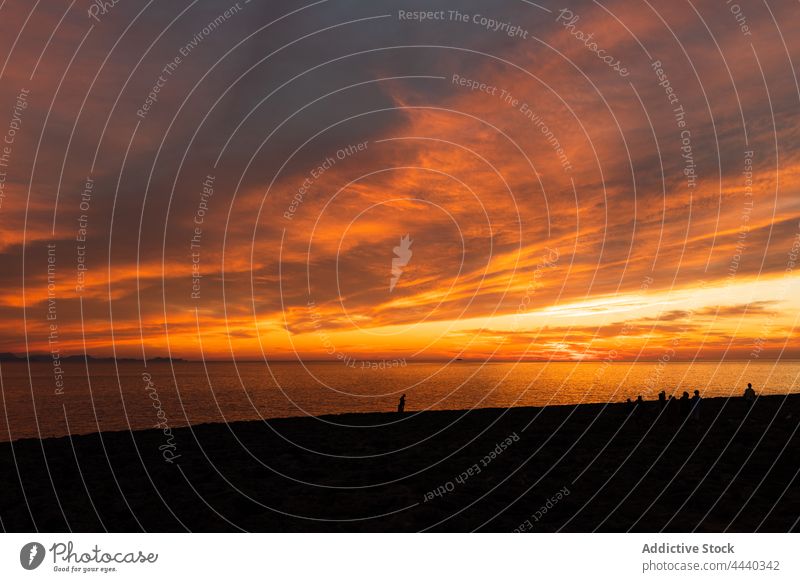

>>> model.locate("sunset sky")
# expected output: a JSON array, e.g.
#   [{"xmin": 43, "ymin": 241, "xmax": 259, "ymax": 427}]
[{"xmin": 0, "ymin": 0, "xmax": 798, "ymax": 362}]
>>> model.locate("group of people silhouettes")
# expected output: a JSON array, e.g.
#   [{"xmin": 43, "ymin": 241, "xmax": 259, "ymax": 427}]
[
  {"xmin": 397, "ymin": 383, "xmax": 761, "ymax": 416},
  {"xmin": 627, "ymin": 390, "xmax": 701, "ymax": 421},
  {"xmin": 625, "ymin": 383, "xmax": 758, "ymax": 421}
]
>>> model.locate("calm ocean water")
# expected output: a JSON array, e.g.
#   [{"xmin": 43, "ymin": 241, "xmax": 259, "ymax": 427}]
[{"xmin": 1, "ymin": 360, "xmax": 798, "ymax": 441}]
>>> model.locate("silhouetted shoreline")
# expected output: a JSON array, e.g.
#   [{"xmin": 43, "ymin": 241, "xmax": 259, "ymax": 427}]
[{"xmin": 1, "ymin": 395, "xmax": 798, "ymax": 532}]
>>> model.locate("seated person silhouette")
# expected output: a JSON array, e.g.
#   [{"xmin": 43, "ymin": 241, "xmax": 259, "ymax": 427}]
[
  {"xmin": 633, "ymin": 395, "xmax": 645, "ymax": 419},
  {"xmin": 679, "ymin": 391, "xmax": 690, "ymax": 416},
  {"xmin": 667, "ymin": 394, "xmax": 678, "ymax": 420},
  {"xmin": 397, "ymin": 394, "xmax": 406, "ymax": 413},
  {"xmin": 690, "ymin": 389, "xmax": 701, "ymax": 420},
  {"xmin": 743, "ymin": 383, "xmax": 757, "ymax": 402}
]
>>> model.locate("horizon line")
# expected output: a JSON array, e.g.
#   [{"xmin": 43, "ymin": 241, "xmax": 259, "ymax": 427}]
[{"xmin": 2, "ymin": 353, "xmax": 798, "ymax": 364}]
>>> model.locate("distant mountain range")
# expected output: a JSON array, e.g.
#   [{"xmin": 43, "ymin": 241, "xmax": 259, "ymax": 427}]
[{"xmin": 0, "ymin": 353, "xmax": 185, "ymax": 363}]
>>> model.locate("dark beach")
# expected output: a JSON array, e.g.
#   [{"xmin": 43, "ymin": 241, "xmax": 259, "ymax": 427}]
[{"xmin": 1, "ymin": 394, "xmax": 798, "ymax": 532}]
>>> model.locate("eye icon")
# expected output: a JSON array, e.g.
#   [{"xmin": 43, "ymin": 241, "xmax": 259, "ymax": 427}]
[{"xmin": 20, "ymin": 542, "xmax": 46, "ymax": 570}]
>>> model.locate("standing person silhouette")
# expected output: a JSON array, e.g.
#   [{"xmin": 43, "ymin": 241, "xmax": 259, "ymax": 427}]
[
  {"xmin": 743, "ymin": 383, "xmax": 756, "ymax": 401},
  {"xmin": 397, "ymin": 394, "xmax": 406, "ymax": 414}
]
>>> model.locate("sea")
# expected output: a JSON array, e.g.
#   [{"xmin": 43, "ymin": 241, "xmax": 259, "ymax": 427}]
[{"xmin": 0, "ymin": 360, "xmax": 798, "ymax": 441}]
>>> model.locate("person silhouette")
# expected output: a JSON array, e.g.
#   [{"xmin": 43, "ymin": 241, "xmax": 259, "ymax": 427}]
[
  {"xmin": 690, "ymin": 389, "xmax": 701, "ymax": 421},
  {"xmin": 743, "ymin": 382, "xmax": 756, "ymax": 402},
  {"xmin": 658, "ymin": 390, "xmax": 666, "ymax": 408},
  {"xmin": 397, "ymin": 394, "xmax": 406, "ymax": 413},
  {"xmin": 679, "ymin": 391, "xmax": 690, "ymax": 416}
]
